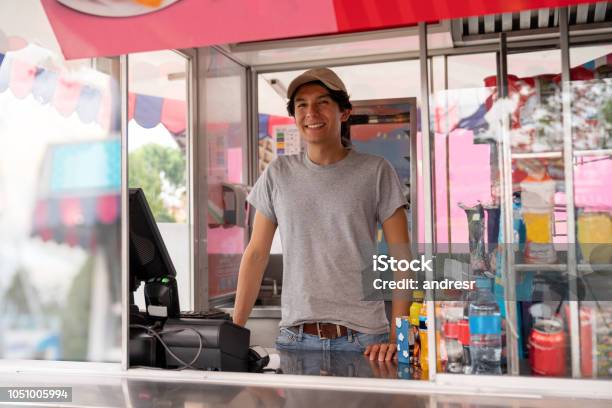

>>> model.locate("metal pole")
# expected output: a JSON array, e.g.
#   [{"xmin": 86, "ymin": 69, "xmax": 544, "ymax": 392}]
[
  {"xmin": 560, "ymin": 6, "xmax": 581, "ymax": 379},
  {"xmin": 120, "ymin": 54, "xmax": 129, "ymax": 370},
  {"xmin": 429, "ymin": 56, "xmax": 438, "ymax": 249},
  {"xmin": 193, "ymin": 48, "xmax": 210, "ymax": 312},
  {"xmin": 409, "ymin": 98, "xmax": 419, "ymax": 248},
  {"xmin": 444, "ymin": 55, "xmax": 452, "ymax": 254},
  {"xmin": 498, "ymin": 32, "xmax": 520, "ymax": 376},
  {"xmin": 185, "ymin": 50, "xmax": 197, "ymax": 311},
  {"xmin": 419, "ymin": 22, "xmax": 437, "ymax": 380},
  {"xmin": 247, "ymin": 68, "xmax": 259, "ymax": 186},
  {"xmin": 242, "ymin": 67, "xmax": 255, "ymax": 265}
]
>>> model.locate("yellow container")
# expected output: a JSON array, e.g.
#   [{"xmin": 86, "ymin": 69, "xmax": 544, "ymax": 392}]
[
  {"xmin": 577, "ymin": 212, "xmax": 612, "ymax": 263},
  {"xmin": 409, "ymin": 291, "xmax": 424, "ymax": 326},
  {"xmin": 523, "ymin": 212, "xmax": 553, "ymax": 244}
]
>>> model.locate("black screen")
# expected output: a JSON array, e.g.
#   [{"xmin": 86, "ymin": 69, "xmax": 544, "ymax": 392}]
[{"xmin": 129, "ymin": 188, "xmax": 177, "ymax": 288}]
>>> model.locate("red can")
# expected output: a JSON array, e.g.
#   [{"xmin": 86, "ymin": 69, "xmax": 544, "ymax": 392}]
[
  {"xmin": 443, "ymin": 321, "xmax": 460, "ymax": 339},
  {"xmin": 529, "ymin": 318, "xmax": 567, "ymax": 376},
  {"xmin": 457, "ymin": 320, "xmax": 470, "ymax": 346},
  {"xmin": 564, "ymin": 304, "xmax": 594, "ymax": 377}
]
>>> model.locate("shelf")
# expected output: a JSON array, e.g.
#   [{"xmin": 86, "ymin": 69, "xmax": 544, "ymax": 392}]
[
  {"xmin": 510, "ymin": 149, "xmax": 612, "ymax": 160},
  {"xmin": 574, "ymin": 149, "xmax": 612, "ymax": 157},
  {"xmin": 514, "ymin": 264, "xmax": 567, "ymax": 272},
  {"xmin": 511, "ymin": 151, "xmax": 563, "ymax": 159},
  {"xmin": 514, "ymin": 264, "xmax": 612, "ymax": 272},
  {"xmin": 577, "ymin": 264, "xmax": 612, "ymax": 273}
]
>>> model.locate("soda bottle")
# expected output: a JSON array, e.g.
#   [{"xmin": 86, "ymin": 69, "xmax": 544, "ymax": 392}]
[{"xmin": 468, "ymin": 278, "xmax": 502, "ymax": 375}]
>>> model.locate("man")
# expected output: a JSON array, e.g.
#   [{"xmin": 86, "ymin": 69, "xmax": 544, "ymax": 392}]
[{"xmin": 233, "ymin": 68, "xmax": 411, "ymax": 362}]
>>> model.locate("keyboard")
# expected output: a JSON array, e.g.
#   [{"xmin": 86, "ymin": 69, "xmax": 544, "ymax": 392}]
[{"xmin": 179, "ymin": 309, "xmax": 231, "ymax": 320}]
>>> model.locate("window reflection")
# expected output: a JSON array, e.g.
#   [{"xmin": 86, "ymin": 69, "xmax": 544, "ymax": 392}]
[
  {"xmin": 127, "ymin": 50, "xmax": 190, "ymax": 310},
  {"xmin": 0, "ymin": 42, "xmax": 121, "ymax": 361},
  {"xmin": 571, "ymin": 45, "xmax": 612, "ymax": 380},
  {"xmin": 430, "ymin": 53, "xmax": 505, "ymax": 376},
  {"xmin": 205, "ymin": 48, "xmax": 247, "ymax": 302}
]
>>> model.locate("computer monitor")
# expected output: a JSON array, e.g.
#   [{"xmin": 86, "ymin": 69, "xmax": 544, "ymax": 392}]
[{"xmin": 129, "ymin": 187, "xmax": 179, "ymax": 318}]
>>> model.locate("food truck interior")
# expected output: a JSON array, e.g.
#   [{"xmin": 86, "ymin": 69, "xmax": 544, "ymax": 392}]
[{"xmin": 120, "ymin": 4, "xmax": 612, "ymax": 380}]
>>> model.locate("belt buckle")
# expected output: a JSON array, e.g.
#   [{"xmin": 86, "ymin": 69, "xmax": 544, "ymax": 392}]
[
  {"xmin": 316, "ymin": 323, "xmax": 342, "ymax": 339},
  {"xmin": 316, "ymin": 322, "xmax": 329, "ymax": 339}
]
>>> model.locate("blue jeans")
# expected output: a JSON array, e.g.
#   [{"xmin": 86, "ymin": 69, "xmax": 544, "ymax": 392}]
[{"xmin": 275, "ymin": 325, "xmax": 389, "ymax": 353}]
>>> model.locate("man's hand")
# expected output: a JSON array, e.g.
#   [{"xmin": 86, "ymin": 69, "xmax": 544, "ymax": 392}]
[{"xmin": 364, "ymin": 342, "xmax": 397, "ymax": 362}]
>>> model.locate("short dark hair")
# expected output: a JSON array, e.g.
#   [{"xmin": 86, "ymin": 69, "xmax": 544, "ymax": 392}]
[{"xmin": 286, "ymin": 80, "xmax": 353, "ymax": 147}]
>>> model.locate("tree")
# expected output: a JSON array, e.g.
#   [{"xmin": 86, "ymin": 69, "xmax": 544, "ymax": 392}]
[{"xmin": 128, "ymin": 144, "xmax": 186, "ymax": 222}]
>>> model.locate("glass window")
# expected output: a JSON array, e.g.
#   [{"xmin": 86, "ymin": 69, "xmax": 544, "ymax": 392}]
[
  {"xmin": 127, "ymin": 50, "xmax": 191, "ymax": 311},
  {"xmin": 430, "ymin": 52, "xmax": 503, "ymax": 377},
  {"xmin": 430, "ymin": 41, "xmax": 611, "ymax": 379},
  {"xmin": 570, "ymin": 44, "xmax": 612, "ymax": 380},
  {"xmin": 0, "ymin": 1, "xmax": 121, "ymax": 362},
  {"xmin": 205, "ymin": 48, "xmax": 248, "ymax": 303},
  {"xmin": 434, "ymin": 53, "xmax": 498, "ymax": 250},
  {"xmin": 507, "ymin": 49, "xmax": 564, "ymax": 153}
]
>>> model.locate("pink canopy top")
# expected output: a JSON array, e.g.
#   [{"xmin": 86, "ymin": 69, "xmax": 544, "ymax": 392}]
[{"xmin": 41, "ymin": 0, "xmax": 599, "ymax": 59}]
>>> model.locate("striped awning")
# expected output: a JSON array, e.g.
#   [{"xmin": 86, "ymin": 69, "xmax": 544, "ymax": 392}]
[{"xmin": 31, "ymin": 139, "xmax": 121, "ymax": 249}]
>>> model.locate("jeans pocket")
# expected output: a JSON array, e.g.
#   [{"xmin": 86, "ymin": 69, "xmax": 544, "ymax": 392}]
[{"xmin": 275, "ymin": 327, "xmax": 298, "ymax": 350}]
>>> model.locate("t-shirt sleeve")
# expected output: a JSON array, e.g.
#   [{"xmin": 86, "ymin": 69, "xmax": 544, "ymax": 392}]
[
  {"xmin": 247, "ymin": 164, "xmax": 278, "ymax": 224},
  {"xmin": 376, "ymin": 158, "xmax": 409, "ymax": 224}
]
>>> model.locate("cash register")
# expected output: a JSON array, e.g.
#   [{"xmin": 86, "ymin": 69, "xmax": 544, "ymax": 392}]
[{"xmin": 129, "ymin": 188, "xmax": 252, "ymax": 372}]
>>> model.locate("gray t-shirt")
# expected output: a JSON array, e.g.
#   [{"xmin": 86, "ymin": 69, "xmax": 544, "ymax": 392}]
[{"xmin": 247, "ymin": 149, "xmax": 407, "ymax": 334}]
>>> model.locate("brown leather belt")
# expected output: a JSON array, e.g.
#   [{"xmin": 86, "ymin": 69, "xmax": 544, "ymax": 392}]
[{"xmin": 301, "ymin": 323, "xmax": 349, "ymax": 339}]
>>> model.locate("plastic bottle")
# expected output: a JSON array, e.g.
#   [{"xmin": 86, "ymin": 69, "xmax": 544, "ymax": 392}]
[
  {"xmin": 468, "ymin": 278, "xmax": 502, "ymax": 375},
  {"xmin": 419, "ymin": 304, "xmax": 429, "ymax": 370},
  {"xmin": 441, "ymin": 301, "xmax": 465, "ymax": 373}
]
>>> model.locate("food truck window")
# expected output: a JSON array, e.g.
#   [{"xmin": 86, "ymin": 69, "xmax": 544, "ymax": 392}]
[
  {"xmin": 204, "ymin": 48, "xmax": 248, "ymax": 305},
  {"xmin": 430, "ymin": 46, "xmax": 581, "ymax": 378},
  {"xmin": 0, "ymin": 1, "xmax": 121, "ymax": 362},
  {"xmin": 417, "ymin": 53, "xmax": 498, "ymax": 248},
  {"xmin": 127, "ymin": 51, "xmax": 191, "ymax": 311},
  {"xmin": 569, "ymin": 43, "xmax": 612, "ymax": 380},
  {"xmin": 428, "ymin": 52, "xmax": 501, "ymax": 376},
  {"xmin": 507, "ymin": 47, "xmax": 575, "ymax": 377},
  {"xmin": 429, "ymin": 35, "xmax": 612, "ymax": 378}
]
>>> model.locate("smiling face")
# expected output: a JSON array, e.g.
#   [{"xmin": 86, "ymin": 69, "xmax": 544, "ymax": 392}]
[{"xmin": 293, "ymin": 83, "xmax": 351, "ymax": 147}]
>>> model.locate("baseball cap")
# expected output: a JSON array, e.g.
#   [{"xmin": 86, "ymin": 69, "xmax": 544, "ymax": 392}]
[{"xmin": 287, "ymin": 68, "xmax": 348, "ymax": 100}]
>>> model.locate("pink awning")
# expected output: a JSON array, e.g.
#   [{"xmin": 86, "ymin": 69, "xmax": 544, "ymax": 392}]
[{"xmin": 41, "ymin": 0, "xmax": 599, "ymax": 60}]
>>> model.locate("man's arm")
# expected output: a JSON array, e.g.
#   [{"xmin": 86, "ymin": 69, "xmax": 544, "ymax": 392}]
[
  {"xmin": 232, "ymin": 211, "xmax": 277, "ymax": 326},
  {"xmin": 364, "ymin": 207, "xmax": 413, "ymax": 361}
]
